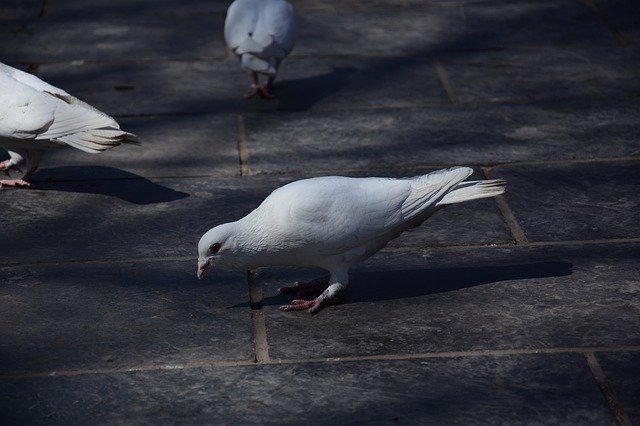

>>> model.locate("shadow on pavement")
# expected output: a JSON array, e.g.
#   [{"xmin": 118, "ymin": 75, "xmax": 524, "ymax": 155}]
[
  {"xmin": 33, "ymin": 166, "xmax": 189, "ymax": 205},
  {"xmin": 277, "ymin": 67, "xmax": 358, "ymax": 111},
  {"xmin": 259, "ymin": 261, "xmax": 573, "ymax": 307}
]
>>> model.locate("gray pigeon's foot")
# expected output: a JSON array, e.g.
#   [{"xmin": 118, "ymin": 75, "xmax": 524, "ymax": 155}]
[
  {"xmin": 280, "ymin": 288, "xmax": 340, "ymax": 315},
  {"xmin": 0, "ymin": 179, "xmax": 32, "ymax": 188},
  {"xmin": 245, "ymin": 84, "xmax": 275, "ymax": 100},
  {"xmin": 277, "ymin": 276, "xmax": 330, "ymax": 296}
]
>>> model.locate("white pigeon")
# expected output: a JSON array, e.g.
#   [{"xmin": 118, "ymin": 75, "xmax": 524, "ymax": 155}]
[
  {"xmin": 224, "ymin": 0, "xmax": 296, "ymax": 99},
  {"xmin": 197, "ymin": 167, "xmax": 506, "ymax": 314},
  {"xmin": 0, "ymin": 62, "xmax": 136, "ymax": 188}
]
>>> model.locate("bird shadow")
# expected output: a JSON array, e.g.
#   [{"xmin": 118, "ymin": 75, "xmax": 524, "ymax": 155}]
[
  {"xmin": 253, "ymin": 261, "xmax": 573, "ymax": 308},
  {"xmin": 276, "ymin": 66, "xmax": 358, "ymax": 111},
  {"xmin": 32, "ymin": 166, "xmax": 189, "ymax": 205}
]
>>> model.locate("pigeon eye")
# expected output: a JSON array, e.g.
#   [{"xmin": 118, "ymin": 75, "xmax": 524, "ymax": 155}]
[{"xmin": 210, "ymin": 243, "xmax": 221, "ymax": 253}]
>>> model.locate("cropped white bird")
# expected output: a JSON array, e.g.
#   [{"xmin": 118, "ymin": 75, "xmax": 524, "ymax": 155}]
[
  {"xmin": 0, "ymin": 62, "xmax": 136, "ymax": 188},
  {"xmin": 198, "ymin": 167, "xmax": 506, "ymax": 314},
  {"xmin": 224, "ymin": 0, "xmax": 296, "ymax": 99}
]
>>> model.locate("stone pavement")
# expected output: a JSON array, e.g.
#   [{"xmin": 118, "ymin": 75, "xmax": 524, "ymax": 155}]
[{"xmin": 1, "ymin": 0, "xmax": 639, "ymax": 424}]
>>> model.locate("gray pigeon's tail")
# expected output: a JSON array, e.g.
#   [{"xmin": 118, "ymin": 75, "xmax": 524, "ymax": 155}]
[{"xmin": 436, "ymin": 179, "xmax": 506, "ymax": 206}]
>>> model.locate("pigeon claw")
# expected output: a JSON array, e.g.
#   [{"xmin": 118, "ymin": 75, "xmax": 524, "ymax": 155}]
[
  {"xmin": 245, "ymin": 84, "xmax": 275, "ymax": 100},
  {"xmin": 279, "ymin": 291, "xmax": 340, "ymax": 315},
  {"xmin": 0, "ymin": 179, "xmax": 32, "ymax": 189}
]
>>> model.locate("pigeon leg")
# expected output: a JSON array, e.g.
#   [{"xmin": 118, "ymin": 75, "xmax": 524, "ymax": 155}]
[
  {"xmin": 0, "ymin": 158, "xmax": 23, "ymax": 177},
  {"xmin": 280, "ymin": 281, "xmax": 347, "ymax": 315},
  {"xmin": 0, "ymin": 150, "xmax": 36, "ymax": 188},
  {"xmin": 277, "ymin": 275, "xmax": 330, "ymax": 296},
  {"xmin": 245, "ymin": 72, "xmax": 275, "ymax": 100}
]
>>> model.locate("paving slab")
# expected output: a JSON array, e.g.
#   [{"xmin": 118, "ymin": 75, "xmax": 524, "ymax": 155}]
[
  {"xmin": 36, "ymin": 60, "xmax": 261, "ymax": 117},
  {"xmin": 13, "ymin": 114, "xmax": 240, "ymax": 181},
  {"xmin": 0, "ymin": 4, "xmax": 226, "ymax": 62},
  {"xmin": 441, "ymin": 46, "xmax": 640, "ymax": 104},
  {"xmin": 0, "ymin": 0, "xmax": 41, "ymax": 23},
  {"xmin": 0, "ymin": 354, "xmax": 616, "ymax": 424},
  {"xmin": 259, "ymin": 242, "xmax": 639, "ymax": 359},
  {"xmin": 0, "ymin": 260, "xmax": 251, "ymax": 374},
  {"xmin": 0, "ymin": 171, "xmax": 510, "ymax": 263},
  {"xmin": 0, "ymin": 176, "xmax": 274, "ymax": 264},
  {"xmin": 244, "ymin": 101, "xmax": 640, "ymax": 174},
  {"xmin": 36, "ymin": 56, "xmax": 446, "ymax": 116},
  {"xmin": 595, "ymin": 0, "xmax": 640, "ymax": 43},
  {"xmin": 294, "ymin": 1, "xmax": 612, "ymax": 56},
  {"xmin": 492, "ymin": 160, "xmax": 640, "ymax": 242},
  {"xmin": 597, "ymin": 351, "xmax": 640, "ymax": 424}
]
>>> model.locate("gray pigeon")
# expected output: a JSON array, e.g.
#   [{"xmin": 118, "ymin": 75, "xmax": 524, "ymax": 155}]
[{"xmin": 198, "ymin": 167, "xmax": 506, "ymax": 314}]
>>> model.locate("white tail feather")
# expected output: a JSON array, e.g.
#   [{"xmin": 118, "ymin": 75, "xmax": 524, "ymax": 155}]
[{"xmin": 437, "ymin": 179, "xmax": 506, "ymax": 206}]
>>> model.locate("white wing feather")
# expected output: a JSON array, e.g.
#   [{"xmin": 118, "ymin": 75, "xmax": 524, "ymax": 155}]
[{"xmin": 0, "ymin": 62, "xmax": 136, "ymax": 153}]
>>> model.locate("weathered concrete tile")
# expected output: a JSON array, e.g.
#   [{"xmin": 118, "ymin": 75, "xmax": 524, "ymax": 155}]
[
  {"xmin": 0, "ymin": 4, "xmax": 226, "ymax": 62},
  {"xmin": 36, "ymin": 56, "xmax": 445, "ymax": 116},
  {"xmin": 492, "ymin": 160, "xmax": 640, "ymax": 242},
  {"xmin": 596, "ymin": 0, "xmax": 640, "ymax": 43},
  {"xmin": 244, "ymin": 102, "xmax": 640, "ymax": 174},
  {"xmin": 0, "ymin": 171, "xmax": 509, "ymax": 264},
  {"xmin": 597, "ymin": 351, "xmax": 640, "ymax": 424},
  {"xmin": 6, "ymin": 114, "xmax": 240, "ymax": 181},
  {"xmin": 0, "ymin": 175, "xmax": 290, "ymax": 264},
  {"xmin": 260, "ymin": 243, "xmax": 640, "ymax": 358},
  {"xmin": 294, "ymin": 1, "xmax": 611, "ymax": 56},
  {"xmin": 275, "ymin": 56, "xmax": 447, "ymax": 111},
  {"xmin": 441, "ymin": 46, "xmax": 640, "ymax": 104},
  {"xmin": 0, "ymin": 0, "xmax": 42, "ymax": 22},
  {"xmin": 0, "ymin": 260, "xmax": 251, "ymax": 374},
  {"xmin": 36, "ymin": 60, "xmax": 286, "ymax": 116},
  {"xmin": 0, "ymin": 355, "xmax": 615, "ymax": 424}
]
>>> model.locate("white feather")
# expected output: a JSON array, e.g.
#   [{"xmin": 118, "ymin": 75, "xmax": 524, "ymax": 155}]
[
  {"xmin": 224, "ymin": 0, "xmax": 296, "ymax": 75},
  {"xmin": 0, "ymin": 62, "xmax": 136, "ymax": 181}
]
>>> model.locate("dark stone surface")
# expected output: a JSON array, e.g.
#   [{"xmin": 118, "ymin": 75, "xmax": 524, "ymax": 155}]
[
  {"xmin": 597, "ymin": 351, "xmax": 640, "ymax": 424},
  {"xmin": 28, "ymin": 114, "xmax": 240, "ymax": 181},
  {"xmin": 441, "ymin": 46, "xmax": 640, "ymax": 104},
  {"xmin": 0, "ymin": 260, "xmax": 252, "ymax": 374},
  {"xmin": 260, "ymin": 243, "xmax": 640, "ymax": 359},
  {"xmin": 37, "ymin": 60, "xmax": 256, "ymax": 117},
  {"xmin": 0, "ymin": 2, "xmax": 227, "ymax": 62},
  {"xmin": 243, "ymin": 102, "xmax": 640, "ymax": 174},
  {"xmin": 0, "ymin": 175, "xmax": 281, "ymax": 264},
  {"xmin": 0, "ymin": 354, "xmax": 616, "ymax": 424},
  {"xmin": 596, "ymin": 0, "xmax": 640, "ymax": 43},
  {"xmin": 0, "ymin": 171, "xmax": 510, "ymax": 263},
  {"xmin": 492, "ymin": 160, "xmax": 640, "ymax": 242},
  {"xmin": 36, "ymin": 56, "xmax": 447, "ymax": 116},
  {"xmin": 294, "ymin": 1, "xmax": 612, "ymax": 56}
]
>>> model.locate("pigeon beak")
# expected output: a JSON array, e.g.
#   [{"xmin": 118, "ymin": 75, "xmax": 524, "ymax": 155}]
[{"xmin": 197, "ymin": 258, "xmax": 211, "ymax": 280}]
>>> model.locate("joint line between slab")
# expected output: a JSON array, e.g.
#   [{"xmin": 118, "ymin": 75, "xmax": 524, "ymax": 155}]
[
  {"xmin": 434, "ymin": 60, "xmax": 457, "ymax": 104},
  {"xmin": 482, "ymin": 167, "xmax": 528, "ymax": 244},
  {"xmin": 584, "ymin": 352, "xmax": 632, "ymax": 426},
  {"xmin": 3, "ymin": 345, "xmax": 640, "ymax": 381},
  {"xmin": 236, "ymin": 114, "xmax": 251, "ymax": 176},
  {"xmin": 580, "ymin": 0, "xmax": 626, "ymax": 46},
  {"xmin": 248, "ymin": 270, "xmax": 271, "ymax": 363}
]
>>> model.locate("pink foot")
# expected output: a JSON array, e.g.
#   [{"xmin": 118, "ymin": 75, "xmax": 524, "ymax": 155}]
[
  {"xmin": 0, "ymin": 179, "xmax": 32, "ymax": 188},
  {"xmin": 280, "ymin": 288, "xmax": 340, "ymax": 315},
  {"xmin": 0, "ymin": 160, "xmax": 22, "ymax": 177},
  {"xmin": 277, "ymin": 276, "xmax": 330, "ymax": 297},
  {"xmin": 245, "ymin": 84, "xmax": 275, "ymax": 100}
]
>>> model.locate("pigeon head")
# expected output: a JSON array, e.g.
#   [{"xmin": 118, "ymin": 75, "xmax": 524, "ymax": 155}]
[{"xmin": 197, "ymin": 222, "xmax": 239, "ymax": 279}]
